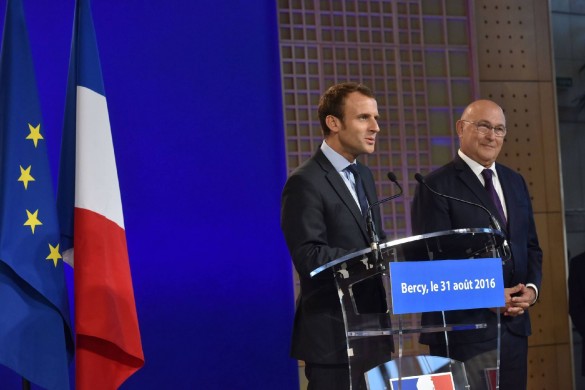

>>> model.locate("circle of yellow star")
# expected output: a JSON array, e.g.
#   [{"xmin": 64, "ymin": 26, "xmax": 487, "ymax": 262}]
[
  {"xmin": 26, "ymin": 123, "xmax": 43, "ymax": 148},
  {"xmin": 24, "ymin": 209, "xmax": 42, "ymax": 234},
  {"xmin": 46, "ymin": 243, "xmax": 62, "ymax": 267},
  {"xmin": 18, "ymin": 165, "xmax": 35, "ymax": 189}
]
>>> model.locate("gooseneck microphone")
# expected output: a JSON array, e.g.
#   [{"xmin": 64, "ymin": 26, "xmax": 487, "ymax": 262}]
[
  {"xmin": 366, "ymin": 172, "xmax": 403, "ymax": 259},
  {"xmin": 370, "ymin": 172, "xmax": 403, "ymax": 209},
  {"xmin": 414, "ymin": 173, "xmax": 511, "ymax": 260}
]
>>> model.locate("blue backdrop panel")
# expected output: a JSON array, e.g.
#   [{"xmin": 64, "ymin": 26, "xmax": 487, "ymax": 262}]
[{"xmin": 0, "ymin": 0, "xmax": 298, "ymax": 388}]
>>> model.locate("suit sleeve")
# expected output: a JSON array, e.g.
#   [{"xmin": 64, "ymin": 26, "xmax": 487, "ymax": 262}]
[
  {"xmin": 569, "ymin": 256, "xmax": 585, "ymax": 337},
  {"xmin": 520, "ymin": 176, "xmax": 543, "ymax": 291},
  {"xmin": 281, "ymin": 173, "xmax": 353, "ymax": 278}
]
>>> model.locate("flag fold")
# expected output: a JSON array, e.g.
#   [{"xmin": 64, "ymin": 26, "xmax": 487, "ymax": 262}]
[
  {"xmin": 57, "ymin": 0, "xmax": 145, "ymax": 388},
  {"xmin": 0, "ymin": 0, "xmax": 73, "ymax": 388}
]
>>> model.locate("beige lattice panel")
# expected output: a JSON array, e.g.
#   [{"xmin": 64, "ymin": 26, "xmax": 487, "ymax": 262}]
[
  {"xmin": 477, "ymin": 82, "xmax": 561, "ymax": 213},
  {"xmin": 475, "ymin": 0, "xmax": 553, "ymax": 81},
  {"xmin": 527, "ymin": 344, "xmax": 573, "ymax": 390},
  {"xmin": 530, "ymin": 213, "xmax": 570, "ymax": 346},
  {"xmin": 279, "ymin": 0, "xmax": 477, "ymax": 240},
  {"xmin": 474, "ymin": 1, "xmax": 571, "ymax": 389}
]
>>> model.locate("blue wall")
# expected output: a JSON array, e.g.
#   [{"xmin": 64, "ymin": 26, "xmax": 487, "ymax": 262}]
[{"xmin": 0, "ymin": 0, "xmax": 298, "ymax": 388}]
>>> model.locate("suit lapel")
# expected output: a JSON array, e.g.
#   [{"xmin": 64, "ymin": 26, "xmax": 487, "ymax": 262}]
[{"xmin": 314, "ymin": 150, "xmax": 369, "ymax": 238}]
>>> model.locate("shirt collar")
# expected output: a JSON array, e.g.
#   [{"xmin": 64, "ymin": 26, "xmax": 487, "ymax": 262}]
[
  {"xmin": 458, "ymin": 149, "xmax": 497, "ymax": 178},
  {"xmin": 321, "ymin": 140, "xmax": 355, "ymax": 172}
]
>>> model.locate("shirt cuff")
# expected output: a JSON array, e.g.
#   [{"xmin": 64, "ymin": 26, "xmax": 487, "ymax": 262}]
[{"xmin": 526, "ymin": 283, "xmax": 539, "ymax": 305}]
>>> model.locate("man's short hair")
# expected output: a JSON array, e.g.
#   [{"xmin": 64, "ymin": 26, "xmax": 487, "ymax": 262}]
[{"xmin": 318, "ymin": 82, "xmax": 375, "ymax": 136}]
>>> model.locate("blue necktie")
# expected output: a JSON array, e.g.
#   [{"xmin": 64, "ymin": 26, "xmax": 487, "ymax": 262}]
[
  {"xmin": 346, "ymin": 164, "xmax": 369, "ymax": 217},
  {"xmin": 481, "ymin": 169, "xmax": 507, "ymax": 224}
]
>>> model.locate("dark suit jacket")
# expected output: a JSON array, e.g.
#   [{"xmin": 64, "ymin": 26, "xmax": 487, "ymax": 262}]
[
  {"xmin": 411, "ymin": 155, "xmax": 543, "ymax": 345},
  {"xmin": 281, "ymin": 148, "xmax": 387, "ymax": 364},
  {"xmin": 569, "ymin": 252, "xmax": 585, "ymax": 375}
]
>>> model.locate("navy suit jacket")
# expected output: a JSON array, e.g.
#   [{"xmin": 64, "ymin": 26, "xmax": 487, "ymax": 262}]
[
  {"xmin": 281, "ymin": 148, "xmax": 388, "ymax": 364},
  {"xmin": 411, "ymin": 155, "xmax": 542, "ymax": 344},
  {"xmin": 569, "ymin": 252, "xmax": 585, "ymax": 375}
]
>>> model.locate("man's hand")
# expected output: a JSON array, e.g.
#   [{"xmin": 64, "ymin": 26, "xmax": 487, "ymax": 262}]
[{"xmin": 503, "ymin": 284, "xmax": 536, "ymax": 317}]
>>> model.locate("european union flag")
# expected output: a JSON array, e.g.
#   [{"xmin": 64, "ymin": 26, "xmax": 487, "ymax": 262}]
[{"xmin": 0, "ymin": 0, "xmax": 74, "ymax": 389}]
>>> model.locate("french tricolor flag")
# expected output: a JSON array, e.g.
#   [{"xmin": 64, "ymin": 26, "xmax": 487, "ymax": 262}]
[
  {"xmin": 390, "ymin": 372, "xmax": 455, "ymax": 390},
  {"xmin": 57, "ymin": 0, "xmax": 144, "ymax": 388}
]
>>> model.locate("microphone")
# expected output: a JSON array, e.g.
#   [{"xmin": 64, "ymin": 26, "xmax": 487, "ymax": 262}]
[
  {"xmin": 370, "ymin": 172, "xmax": 403, "ymax": 208},
  {"xmin": 366, "ymin": 172, "xmax": 403, "ymax": 260},
  {"xmin": 414, "ymin": 173, "xmax": 511, "ymax": 261}
]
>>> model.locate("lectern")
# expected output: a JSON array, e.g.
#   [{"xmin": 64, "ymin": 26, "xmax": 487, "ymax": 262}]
[{"xmin": 310, "ymin": 228, "xmax": 506, "ymax": 390}]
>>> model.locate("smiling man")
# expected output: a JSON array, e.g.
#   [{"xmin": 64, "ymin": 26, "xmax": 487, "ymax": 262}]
[
  {"xmin": 281, "ymin": 83, "xmax": 389, "ymax": 389},
  {"xmin": 411, "ymin": 99, "xmax": 543, "ymax": 390}
]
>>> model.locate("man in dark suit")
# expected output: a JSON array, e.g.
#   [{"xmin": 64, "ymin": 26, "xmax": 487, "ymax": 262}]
[
  {"xmin": 281, "ymin": 83, "xmax": 389, "ymax": 389},
  {"xmin": 569, "ymin": 251, "xmax": 585, "ymax": 376},
  {"xmin": 411, "ymin": 99, "xmax": 543, "ymax": 390}
]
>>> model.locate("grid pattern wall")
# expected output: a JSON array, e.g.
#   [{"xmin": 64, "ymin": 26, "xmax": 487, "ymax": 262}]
[
  {"xmin": 279, "ymin": 0, "xmax": 478, "ymax": 240},
  {"xmin": 278, "ymin": 0, "xmax": 479, "ymax": 371}
]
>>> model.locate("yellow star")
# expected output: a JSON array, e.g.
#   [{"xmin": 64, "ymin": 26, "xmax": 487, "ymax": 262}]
[
  {"xmin": 25, "ymin": 123, "xmax": 43, "ymax": 147},
  {"xmin": 18, "ymin": 165, "xmax": 35, "ymax": 189},
  {"xmin": 46, "ymin": 243, "xmax": 62, "ymax": 267},
  {"xmin": 24, "ymin": 209, "xmax": 42, "ymax": 234}
]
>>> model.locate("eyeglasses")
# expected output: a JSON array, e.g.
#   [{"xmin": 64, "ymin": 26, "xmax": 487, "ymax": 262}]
[{"xmin": 460, "ymin": 120, "xmax": 507, "ymax": 137}]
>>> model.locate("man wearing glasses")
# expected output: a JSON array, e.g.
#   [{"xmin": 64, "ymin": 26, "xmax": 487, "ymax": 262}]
[{"xmin": 411, "ymin": 99, "xmax": 543, "ymax": 389}]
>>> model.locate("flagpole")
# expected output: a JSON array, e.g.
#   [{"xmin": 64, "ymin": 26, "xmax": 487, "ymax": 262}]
[{"xmin": 21, "ymin": 378, "xmax": 30, "ymax": 390}]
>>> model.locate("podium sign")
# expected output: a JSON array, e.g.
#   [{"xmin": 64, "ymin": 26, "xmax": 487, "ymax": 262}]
[
  {"xmin": 311, "ymin": 228, "xmax": 508, "ymax": 389},
  {"xmin": 389, "ymin": 258, "xmax": 504, "ymax": 315}
]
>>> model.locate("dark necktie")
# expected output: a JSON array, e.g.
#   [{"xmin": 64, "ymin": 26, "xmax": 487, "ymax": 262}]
[
  {"xmin": 481, "ymin": 169, "xmax": 507, "ymax": 224},
  {"xmin": 346, "ymin": 164, "xmax": 369, "ymax": 217}
]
